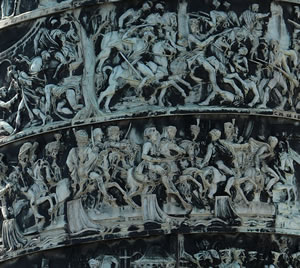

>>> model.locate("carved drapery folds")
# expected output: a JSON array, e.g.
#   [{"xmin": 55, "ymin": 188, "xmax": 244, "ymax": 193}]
[{"xmin": 0, "ymin": 0, "xmax": 300, "ymax": 264}]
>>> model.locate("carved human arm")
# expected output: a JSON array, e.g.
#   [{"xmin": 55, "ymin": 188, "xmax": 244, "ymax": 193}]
[
  {"xmin": 15, "ymin": 54, "xmax": 31, "ymax": 65},
  {"xmin": 0, "ymin": 94, "xmax": 18, "ymax": 110},
  {"xmin": 190, "ymin": 67, "xmax": 203, "ymax": 83},
  {"xmin": 200, "ymin": 143, "xmax": 213, "ymax": 168},
  {"xmin": 141, "ymin": 142, "xmax": 161, "ymax": 163},
  {"xmin": 118, "ymin": 9, "xmax": 134, "ymax": 28},
  {"xmin": 165, "ymin": 142, "xmax": 186, "ymax": 156},
  {"xmin": 288, "ymin": 19, "xmax": 300, "ymax": 28},
  {"xmin": 254, "ymin": 145, "xmax": 271, "ymax": 170},
  {"xmin": 233, "ymin": 59, "xmax": 248, "ymax": 73},
  {"xmin": 66, "ymin": 148, "xmax": 77, "ymax": 173},
  {"xmin": 188, "ymin": 34, "xmax": 215, "ymax": 49},
  {"xmin": 0, "ymin": 183, "xmax": 11, "ymax": 197},
  {"xmin": 256, "ymin": 12, "xmax": 270, "ymax": 20},
  {"xmin": 289, "ymin": 146, "xmax": 300, "ymax": 165},
  {"xmin": 283, "ymin": 49, "xmax": 298, "ymax": 68}
]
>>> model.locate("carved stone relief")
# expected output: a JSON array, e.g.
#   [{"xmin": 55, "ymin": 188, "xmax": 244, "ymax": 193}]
[
  {"xmin": 0, "ymin": 116, "xmax": 298, "ymax": 261},
  {"xmin": 1, "ymin": 233, "xmax": 300, "ymax": 267},
  {"xmin": 1, "ymin": 0, "xmax": 300, "ymax": 265},
  {"xmin": 0, "ymin": 0, "xmax": 299, "ymax": 142}
]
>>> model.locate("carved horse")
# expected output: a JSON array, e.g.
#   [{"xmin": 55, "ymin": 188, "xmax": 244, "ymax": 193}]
[
  {"xmin": 127, "ymin": 163, "xmax": 193, "ymax": 212},
  {"xmin": 21, "ymin": 160, "xmax": 57, "ymax": 225}
]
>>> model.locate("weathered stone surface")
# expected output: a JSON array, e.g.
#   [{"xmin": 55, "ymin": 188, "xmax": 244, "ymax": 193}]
[{"xmin": 0, "ymin": 0, "xmax": 299, "ymax": 266}]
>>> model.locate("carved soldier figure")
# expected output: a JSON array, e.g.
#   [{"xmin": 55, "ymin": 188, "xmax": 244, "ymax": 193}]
[
  {"xmin": 180, "ymin": 124, "xmax": 201, "ymax": 165},
  {"xmin": 199, "ymin": 129, "xmax": 229, "ymax": 199},
  {"xmin": 219, "ymin": 249, "xmax": 232, "ymax": 268},
  {"xmin": 0, "ymin": 153, "xmax": 27, "ymax": 251},
  {"xmin": 67, "ymin": 130, "xmax": 98, "ymax": 197},
  {"xmin": 104, "ymin": 126, "xmax": 132, "ymax": 171},
  {"xmin": 118, "ymin": 1, "xmax": 152, "ymax": 28},
  {"xmin": 160, "ymin": 126, "xmax": 185, "ymax": 173},
  {"xmin": 259, "ymin": 40, "xmax": 298, "ymax": 110},
  {"xmin": 88, "ymin": 259, "xmax": 100, "ymax": 268},
  {"xmin": 239, "ymin": 3, "xmax": 269, "ymax": 58},
  {"xmin": 254, "ymin": 136, "xmax": 279, "ymax": 195}
]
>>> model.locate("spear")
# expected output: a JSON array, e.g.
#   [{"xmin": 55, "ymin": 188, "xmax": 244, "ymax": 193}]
[{"xmin": 250, "ymin": 58, "xmax": 299, "ymax": 87}]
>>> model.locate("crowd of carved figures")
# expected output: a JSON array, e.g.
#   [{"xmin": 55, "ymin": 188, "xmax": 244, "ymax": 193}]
[
  {"xmin": 0, "ymin": 0, "xmax": 73, "ymax": 20},
  {"xmin": 0, "ymin": 0, "xmax": 300, "ymax": 135},
  {"xmin": 179, "ymin": 235, "xmax": 300, "ymax": 268},
  {"xmin": 4, "ymin": 234, "xmax": 300, "ymax": 267},
  {"xmin": 1, "ymin": 0, "xmax": 300, "ymax": 263},
  {"xmin": 0, "ymin": 118, "xmax": 299, "ymax": 253}
]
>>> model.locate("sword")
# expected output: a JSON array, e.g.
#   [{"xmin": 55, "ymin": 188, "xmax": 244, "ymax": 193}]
[{"xmin": 119, "ymin": 51, "xmax": 143, "ymax": 80}]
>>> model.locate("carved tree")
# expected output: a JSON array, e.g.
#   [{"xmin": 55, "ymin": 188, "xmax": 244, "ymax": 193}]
[{"xmin": 72, "ymin": 8, "xmax": 112, "ymax": 119}]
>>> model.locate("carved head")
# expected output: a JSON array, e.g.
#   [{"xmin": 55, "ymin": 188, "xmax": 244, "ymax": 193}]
[
  {"xmin": 236, "ymin": 30, "xmax": 246, "ymax": 43},
  {"xmin": 191, "ymin": 125, "xmax": 200, "ymax": 140},
  {"xmin": 88, "ymin": 258, "xmax": 100, "ymax": 268},
  {"xmin": 248, "ymin": 251, "xmax": 258, "ymax": 262},
  {"xmin": 168, "ymin": 13, "xmax": 178, "ymax": 28},
  {"xmin": 268, "ymin": 136, "xmax": 278, "ymax": 149},
  {"xmin": 224, "ymin": 122, "xmax": 235, "ymax": 140},
  {"xmin": 18, "ymin": 142, "xmax": 32, "ymax": 166},
  {"xmin": 142, "ymin": 1, "xmax": 153, "ymax": 11},
  {"xmin": 189, "ymin": 18, "xmax": 199, "ymax": 34},
  {"xmin": 223, "ymin": 1, "xmax": 231, "ymax": 10},
  {"xmin": 0, "ymin": 87, "xmax": 7, "ymax": 98},
  {"xmin": 213, "ymin": 0, "xmax": 221, "ymax": 9},
  {"xmin": 75, "ymin": 130, "xmax": 89, "ymax": 146},
  {"xmin": 270, "ymin": 39, "xmax": 280, "ymax": 54},
  {"xmin": 41, "ymin": 50, "xmax": 51, "ymax": 61},
  {"xmin": 155, "ymin": 3, "xmax": 164, "ymax": 12},
  {"xmin": 251, "ymin": 4, "xmax": 259, "ymax": 12},
  {"xmin": 162, "ymin": 126, "xmax": 177, "ymax": 140},
  {"xmin": 144, "ymin": 127, "xmax": 160, "ymax": 142},
  {"xmin": 143, "ymin": 30, "xmax": 156, "ymax": 43},
  {"xmin": 295, "ymin": 6, "xmax": 300, "ymax": 18},
  {"xmin": 209, "ymin": 129, "xmax": 221, "ymax": 142},
  {"xmin": 107, "ymin": 126, "xmax": 120, "ymax": 142},
  {"xmin": 93, "ymin": 128, "xmax": 104, "ymax": 142},
  {"xmin": 219, "ymin": 249, "xmax": 232, "ymax": 264},
  {"xmin": 46, "ymin": 141, "xmax": 60, "ymax": 159},
  {"xmin": 233, "ymin": 249, "xmax": 246, "ymax": 262},
  {"xmin": 0, "ymin": 154, "xmax": 7, "ymax": 175},
  {"xmin": 238, "ymin": 47, "xmax": 248, "ymax": 56}
]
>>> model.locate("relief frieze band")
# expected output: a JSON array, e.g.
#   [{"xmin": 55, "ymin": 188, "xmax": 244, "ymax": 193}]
[
  {"xmin": 0, "ymin": 0, "xmax": 299, "ymax": 143},
  {"xmin": 0, "ymin": 116, "xmax": 298, "ymax": 260},
  {"xmin": 3, "ymin": 233, "xmax": 300, "ymax": 267}
]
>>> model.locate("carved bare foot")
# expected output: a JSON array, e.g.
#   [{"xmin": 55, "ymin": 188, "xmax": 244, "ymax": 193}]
[
  {"xmin": 35, "ymin": 213, "xmax": 45, "ymax": 219},
  {"xmin": 225, "ymin": 188, "xmax": 232, "ymax": 197},
  {"xmin": 257, "ymin": 104, "xmax": 267, "ymax": 109},
  {"xmin": 199, "ymin": 100, "xmax": 210, "ymax": 106}
]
